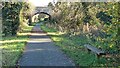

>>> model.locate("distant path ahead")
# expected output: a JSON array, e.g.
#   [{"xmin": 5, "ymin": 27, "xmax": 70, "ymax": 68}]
[{"xmin": 18, "ymin": 23, "xmax": 75, "ymax": 66}]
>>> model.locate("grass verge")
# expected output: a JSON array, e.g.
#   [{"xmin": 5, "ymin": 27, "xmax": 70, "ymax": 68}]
[
  {"xmin": 1, "ymin": 26, "xmax": 33, "ymax": 67},
  {"xmin": 40, "ymin": 24, "xmax": 119, "ymax": 67}
]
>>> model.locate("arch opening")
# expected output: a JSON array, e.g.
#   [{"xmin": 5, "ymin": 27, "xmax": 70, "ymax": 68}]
[{"xmin": 32, "ymin": 12, "xmax": 51, "ymax": 23}]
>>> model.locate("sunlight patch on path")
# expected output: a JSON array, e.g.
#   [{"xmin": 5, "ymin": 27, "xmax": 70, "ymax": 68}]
[
  {"xmin": 28, "ymin": 38, "xmax": 51, "ymax": 43},
  {"xmin": 30, "ymin": 33, "xmax": 47, "ymax": 36}
]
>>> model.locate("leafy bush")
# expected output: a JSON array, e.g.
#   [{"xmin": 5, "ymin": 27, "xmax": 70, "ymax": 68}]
[{"xmin": 2, "ymin": 2, "xmax": 22, "ymax": 36}]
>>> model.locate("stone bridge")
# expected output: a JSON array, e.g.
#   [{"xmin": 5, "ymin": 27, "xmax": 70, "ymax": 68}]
[
  {"xmin": 34, "ymin": 7, "xmax": 52, "ymax": 15},
  {"xmin": 29, "ymin": 7, "xmax": 52, "ymax": 24}
]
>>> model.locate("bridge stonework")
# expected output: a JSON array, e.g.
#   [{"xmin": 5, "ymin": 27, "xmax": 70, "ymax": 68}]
[
  {"xmin": 30, "ymin": 7, "xmax": 52, "ymax": 23},
  {"xmin": 33, "ymin": 7, "xmax": 52, "ymax": 15}
]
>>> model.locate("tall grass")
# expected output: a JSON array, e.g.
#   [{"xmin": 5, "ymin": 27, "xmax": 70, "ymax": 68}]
[{"xmin": 41, "ymin": 24, "xmax": 119, "ymax": 67}]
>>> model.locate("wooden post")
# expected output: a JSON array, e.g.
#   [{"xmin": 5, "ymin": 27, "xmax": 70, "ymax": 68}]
[
  {"xmin": 96, "ymin": 54, "xmax": 101, "ymax": 59},
  {"xmin": 87, "ymin": 49, "xmax": 91, "ymax": 54}
]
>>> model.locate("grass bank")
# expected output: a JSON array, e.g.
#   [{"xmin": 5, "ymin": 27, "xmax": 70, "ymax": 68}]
[
  {"xmin": 40, "ymin": 24, "xmax": 119, "ymax": 67},
  {"xmin": 1, "ymin": 26, "xmax": 33, "ymax": 67}
]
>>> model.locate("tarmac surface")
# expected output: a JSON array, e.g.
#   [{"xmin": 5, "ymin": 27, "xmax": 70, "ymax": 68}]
[{"xmin": 18, "ymin": 23, "xmax": 75, "ymax": 67}]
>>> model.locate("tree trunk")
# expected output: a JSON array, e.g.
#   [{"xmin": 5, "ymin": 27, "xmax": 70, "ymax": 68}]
[{"xmin": 29, "ymin": 16, "xmax": 32, "ymax": 26}]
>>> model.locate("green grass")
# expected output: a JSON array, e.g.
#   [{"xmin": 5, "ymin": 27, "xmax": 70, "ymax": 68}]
[
  {"xmin": 40, "ymin": 24, "xmax": 119, "ymax": 67},
  {"xmin": 1, "ymin": 26, "xmax": 33, "ymax": 67}
]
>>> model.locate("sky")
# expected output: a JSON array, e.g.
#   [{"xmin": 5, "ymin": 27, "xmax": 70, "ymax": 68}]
[{"xmin": 29, "ymin": 0, "xmax": 56, "ymax": 7}]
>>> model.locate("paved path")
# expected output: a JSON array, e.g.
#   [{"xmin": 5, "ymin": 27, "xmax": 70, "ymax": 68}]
[{"xmin": 18, "ymin": 23, "xmax": 75, "ymax": 66}]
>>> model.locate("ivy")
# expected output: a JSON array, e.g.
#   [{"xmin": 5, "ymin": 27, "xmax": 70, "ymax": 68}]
[{"xmin": 2, "ymin": 1, "xmax": 34, "ymax": 36}]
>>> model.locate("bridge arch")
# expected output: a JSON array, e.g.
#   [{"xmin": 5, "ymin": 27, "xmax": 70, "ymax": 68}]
[
  {"xmin": 33, "ymin": 12, "xmax": 51, "ymax": 21},
  {"xmin": 28, "ymin": 12, "xmax": 51, "ymax": 25}
]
